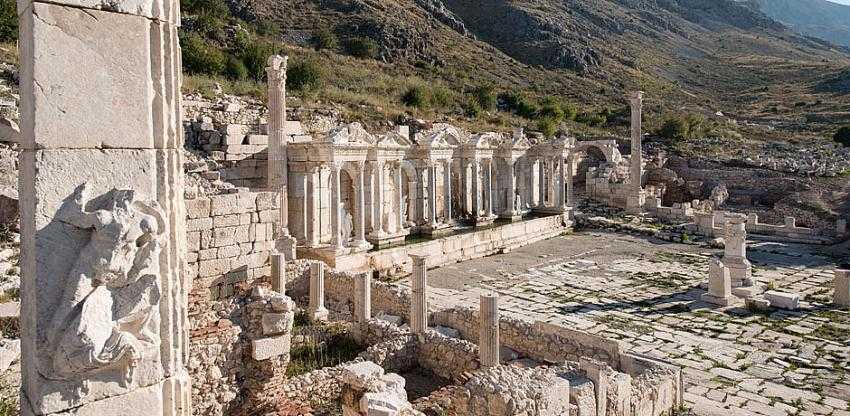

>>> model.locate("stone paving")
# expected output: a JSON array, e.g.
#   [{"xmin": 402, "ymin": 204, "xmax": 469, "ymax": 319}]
[{"xmin": 403, "ymin": 231, "xmax": 850, "ymax": 416}]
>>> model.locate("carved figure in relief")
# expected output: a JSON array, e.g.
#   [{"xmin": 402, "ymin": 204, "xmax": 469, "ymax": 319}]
[
  {"xmin": 43, "ymin": 185, "xmax": 164, "ymax": 389},
  {"xmin": 340, "ymin": 202, "xmax": 353, "ymax": 244}
]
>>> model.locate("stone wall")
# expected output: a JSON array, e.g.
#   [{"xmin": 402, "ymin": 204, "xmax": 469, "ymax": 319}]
[{"xmin": 185, "ymin": 189, "xmax": 281, "ymax": 415}]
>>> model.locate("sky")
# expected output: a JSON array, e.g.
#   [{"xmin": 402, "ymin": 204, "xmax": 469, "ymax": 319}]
[{"xmin": 826, "ymin": 0, "xmax": 850, "ymax": 5}]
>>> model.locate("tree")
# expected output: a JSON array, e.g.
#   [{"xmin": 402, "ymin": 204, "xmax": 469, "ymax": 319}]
[
  {"xmin": 0, "ymin": 0, "xmax": 17, "ymax": 43},
  {"xmin": 345, "ymin": 37, "xmax": 379, "ymax": 59},
  {"xmin": 180, "ymin": 33, "xmax": 226, "ymax": 76},
  {"xmin": 470, "ymin": 86, "xmax": 496, "ymax": 112},
  {"xmin": 286, "ymin": 59, "xmax": 324, "ymax": 92},
  {"xmin": 835, "ymin": 126, "xmax": 850, "ymax": 147},
  {"xmin": 311, "ymin": 27, "xmax": 339, "ymax": 51},
  {"xmin": 401, "ymin": 86, "xmax": 429, "ymax": 109}
]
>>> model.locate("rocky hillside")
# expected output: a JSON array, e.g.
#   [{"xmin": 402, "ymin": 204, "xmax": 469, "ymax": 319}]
[
  {"xmin": 223, "ymin": 0, "xmax": 850, "ymax": 135},
  {"xmin": 748, "ymin": 0, "xmax": 850, "ymax": 48}
]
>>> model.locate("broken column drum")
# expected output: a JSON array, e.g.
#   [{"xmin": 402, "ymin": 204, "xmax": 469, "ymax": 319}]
[
  {"xmin": 18, "ymin": 0, "xmax": 191, "ymax": 413},
  {"xmin": 479, "ymin": 294, "xmax": 500, "ymax": 367},
  {"xmin": 308, "ymin": 262, "xmax": 329, "ymax": 322},
  {"xmin": 410, "ymin": 255, "xmax": 428, "ymax": 334}
]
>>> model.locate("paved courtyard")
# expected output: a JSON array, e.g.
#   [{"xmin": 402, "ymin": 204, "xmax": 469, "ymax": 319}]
[{"xmin": 404, "ymin": 231, "xmax": 850, "ymax": 416}]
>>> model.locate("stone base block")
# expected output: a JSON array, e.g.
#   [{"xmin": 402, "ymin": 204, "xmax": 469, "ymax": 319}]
[
  {"xmin": 498, "ymin": 212, "xmax": 523, "ymax": 222},
  {"xmin": 308, "ymin": 307, "xmax": 329, "ymax": 323},
  {"xmin": 765, "ymin": 291, "xmax": 800, "ymax": 310},
  {"xmin": 367, "ymin": 229, "xmax": 410, "ymax": 249},
  {"xmin": 474, "ymin": 215, "xmax": 497, "ymax": 227},
  {"xmin": 732, "ymin": 285, "xmax": 764, "ymax": 299},
  {"xmin": 275, "ymin": 235, "xmax": 297, "ymax": 261}
]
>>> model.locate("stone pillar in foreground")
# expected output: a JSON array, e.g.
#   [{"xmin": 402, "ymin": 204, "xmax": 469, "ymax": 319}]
[
  {"xmin": 701, "ymin": 258, "xmax": 733, "ymax": 306},
  {"xmin": 354, "ymin": 271, "xmax": 371, "ymax": 323},
  {"xmin": 479, "ymin": 294, "xmax": 500, "ymax": 367},
  {"xmin": 835, "ymin": 270, "xmax": 850, "ymax": 308},
  {"xmin": 626, "ymin": 91, "xmax": 645, "ymax": 214},
  {"xmin": 308, "ymin": 262, "xmax": 329, "ymax": 322},
  {"xmin": 270, "ymin": 253, "xmax": 286, "ymax": 293},
  {"xmin": 410, "ymin": 255, "xmax": 428, "ymax": 335},
  {"xmin": 266, "ymin": 55, "xmax": 296, "ymax": 259},
  {"xmin": 18, "ymin": 0, "xmax": 190, "ymax": 413},
  {"xmin": 723, "ymin": 214, "xmax": 753, "ymax": 287}
]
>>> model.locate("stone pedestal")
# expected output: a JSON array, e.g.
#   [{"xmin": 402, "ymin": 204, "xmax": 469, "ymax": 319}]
[
  {"xmin": 723, "ymin": 214, "xmax": 753, "ymax": 287},
  {"xmin": 701, "ymin": 258, "xmax": 734, "ymax": 306},
  {"xmin": 354, "ymin": 271, "xmax": 372, "ymax": 323},
  {"xmin": 270, "ymin": 253, "xmax": 286, "ymax": 294},
  {"xmin": 410, "ymin": 255, "xmax": 428, "ymax": 335},
  {"xmin": 18, "ymin": 0, "xmax": 191, "ymax": 413},
  {"xmin": 308, "ymin": 262, "xmax": 329, "ymax": 322},
  {"xmin": 479, "ymin": 294, "xmax": 500, "ymax": 368},
  {"xmin": 835, "ymin": 270, "xmax": 850, "ymax": 308}
]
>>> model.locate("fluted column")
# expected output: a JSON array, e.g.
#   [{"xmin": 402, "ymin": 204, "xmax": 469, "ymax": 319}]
[
  {"xmin": 417, "ymin": 166, "xmax": 427, "ymax": 225},
  {"xmin": 355, "ymin": 271, "xmax": 371, "ymax": 322},
  {"xmin": 331, "ymin": 162, "xmax": 342, "ymax": 249},
  {"xmin": 410, "ymin": 255, "xmax": 428, "ymax": 335},
  {"xmin": 355, "ymin": 162, "xmax": 367, "ymax": 247},
  {"xmin": 307, "ymin": 165, "xmax": 320, "ymax": 247},
  {"xmin": 428, "ymin": 162, "xmax": 438, "ymax": 227},
  {"xmin": 565, "ymin": 156, "xmax": 574, "ymax": 208},
  {"xmin": 472, "ymin": 160, "xmax": 481, "ymax": 218},
  {"xmin": 557, "ymin": 156, "xmax": 566, "ymax": 210},
  {"xmin": 504, "ymin": 158, "xmax": 517, "ymax": 216},
  {"xmin": 309, "ymin": 262, "xmax": 328, "ymax": 322},
  {"xmin": 537, "ymin": 159, "xmax": 546, "ymax": 207},
  {"xmin": 373, "ymin": 161, "xmax": 385, "ymax": 236},
  {"xmin": 486, "ymin": 159, "xmax": 494, "ymax": 217},
  {"xmin": 271, "ymin": 253, "xmax": 286, "ymax": 293},
  {"xmin": 266, "ymin": 55, "xmax": 290, "ymax": 237},
  {"xmin": 443, "ymin": 160, "xmax": 452, "ymax": 222},
  {"xmin": 630, "ymin": 91, "xmax": 643, "ymax": 193},
  {"xmin": 479, "ymin": 294, "xmax": 500, "ymax": 367},
  {"xmin": 396, "ymin": 162, "xmax": 405, "ymax": 231}
]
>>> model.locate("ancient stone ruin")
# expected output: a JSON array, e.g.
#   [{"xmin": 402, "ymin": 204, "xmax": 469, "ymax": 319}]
[{"xmin": 7, "ymin": 1, "xmax": 849, "ymax": 415}]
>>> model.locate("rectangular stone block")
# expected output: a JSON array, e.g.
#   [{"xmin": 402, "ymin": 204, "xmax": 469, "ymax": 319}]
[
  {"xmin": 765, "ymin": 291, "xmax": 800, "ymax": 310},
  {"xmin": 20, "ymin": 3, "xmax": 180, "ymax": 149},
  {"xmin": 252, "ymin": 334, "xmax": 291, "ymax": 361},
  {"xmin": 834, "ymin": 270, "xmax": 850, "ymax": 307},
  {"xmin": 185, "ymin": 197, "xmax": 211, "ymax": 219}
]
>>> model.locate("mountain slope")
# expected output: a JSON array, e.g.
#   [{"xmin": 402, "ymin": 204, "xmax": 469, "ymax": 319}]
[
  {"xmin": 750, "ymin": 0, "xmax": 850, "ymax": 47},
  {"xmin": 216, "ymin": 0, "xmax": 850, "ymax": 136}
]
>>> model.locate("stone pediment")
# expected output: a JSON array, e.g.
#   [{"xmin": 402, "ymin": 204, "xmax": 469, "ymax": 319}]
[
  {"xmin": 417, "ymin": 124, "xmax": 464, "ymax": 148},
  {"xmin": 324, "ymin": 122, "xmax": 373, "ymax": 146},
  {"xmin": 468, "ymin": 132, "xmax": 501, "ymax": 149},
  {"xmin": 376, "ymin": 131, "xmax": 412, "ymax": 147}
]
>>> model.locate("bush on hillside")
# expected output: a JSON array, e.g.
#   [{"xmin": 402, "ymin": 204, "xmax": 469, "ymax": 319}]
[
  {"xmin": 345, "ymin": 37, "xmax": 379, "ymax": 59},
  {"xmin": 182, "ymin": 0, "xmax": 229, "ymax": 17},
  {"xmin": 312, "ymin": 27, "xmax": 339, "ymax": 51},
  {"xmin": 536, "ymin": 117, "xmax": 559, "ymax": 137},
  {"xmin": 835, "ymin": 126, "xmax": 850, "ymax": 147},
  {"xmin": 181, "ymin": 33, "xmax": 226, "ymax": 76},
  {"xmin": 576, "ymin": 112, "xmax": 607, "ymax": 127},
  {"xmin": 240, "ymin": 42, "xmax": 276, "ymax": 81},
  {"xmin": 401, "ymin": 86, "xmax": 429, "ymax": 109},
  {"xmin": 287, "ymin": 59, "xmax": 324, "ymax": 92},
  {"xmin": 499, "ymin": 92, "xmax": 537, "ymax": 119},
  {"xmin": 470, "ymin": 86, "xmax": 496, "ymax": 112},
  {"xmin": 224, "ymin": 55, "xmax": 248, "ymax": 81},
  {"xmin": 0, "ymin": 0, "xmax": 17, "ymax": 43},
  {"xmin": 656, "ymin": 114, "xmax": 706, "ymax": 142}
]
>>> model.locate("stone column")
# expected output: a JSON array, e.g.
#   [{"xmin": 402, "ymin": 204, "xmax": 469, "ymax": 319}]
[
  {"xmin": 417, "ymin": 166, "xmax": 427, "ymax": 225},
  {"xmin": 372, "ymin": 161, "xmax": 385, "ymax": 237},
  {"xmin": 307, "ymin": 166, "xmax": 320, "ymax": 247},
  {"xmin": 410, "ymin": 255, "xmax": 428, "ymax": 335},
  {"xmin": 504, "ymin": 158, "xmax": 516, "ymax": 215},
  {"xmin": 486, "ymin": 159, "xmax": 494, "ymax": 217},
  {"xmin": 723, "ymin": 214, "xmax": 753, "ymax": 287},
  {"xmin": 266, "ymin": 56, "xmax": 295, "ymax": 257},
  {"xmin": 395, "ymin": 163, "xmax": 405, "ymax": 231},
  {"xmin": 19, "ymin": 0, "xmax": 190, "ymax": 413},
  {"xmin": 479, "ymin": 294, "xmax": 500, "ymax": 367},
  {"xmin": 355, "ymin": 162, "xmax": 368, "ymax": 247},
  {"xmin": 355, "ymin": 271, "xmax": 372, "ymax": 322},
  {"xmin": 472, "ymin": 160, "xmax": 481, "ymax": 218},
  {"xmin": 629, "ymin": 91, "xmax": 643, "ymax": 193},
  {"xmin": 835, "ymin": 270, "xmax": 850, "ymax": 308},
  {"xmin": 557, "ymin": 156, "xmax": 566, "ymax": 211},
  {"xmin": 565, "ymin": 156, "xmax": 574, "ymax": 208},
  {"xmin": 547, "ymin": 158, "xmax": 556, "ymax": 206},
  {"xmin": 538, "ymin": 159, "xmax": 546, "ymax": 207},
  {"xmin": 271, "ymin": 253, "xmax": 286, "ymax": 293},
  {"xmin": 331, "ymin": 162, "xmax": 342, "ymax": 249},
  {"xmin": 428, "ymin": 162, "xmax": 438, "ymax": 227},
  {"xmin": 308, "ymin": 262, "xmax": 329, "ymax": 322},
  {"xmin": 443, "ymin": 160, "xmax": 452, "ymax": 222}
]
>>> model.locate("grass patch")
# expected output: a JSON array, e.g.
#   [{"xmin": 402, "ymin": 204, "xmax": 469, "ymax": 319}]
[
  {"xmin": 592, "ymin": 314, "xmax": 654, "ymax": 335},
  {"xmin": 286, "ymin": 324, "xmax": 363, "ymax": 377}
]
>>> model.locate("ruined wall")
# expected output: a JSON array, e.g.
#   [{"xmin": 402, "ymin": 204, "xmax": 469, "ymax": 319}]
[{"xmin": 185, "ymin": 190, "xmax": 281, "ymax": 415}]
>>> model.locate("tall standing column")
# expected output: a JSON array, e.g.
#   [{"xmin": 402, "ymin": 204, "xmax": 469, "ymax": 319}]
[
  {"xmin": 428, "ymin": 162, "xmax": 438, "ymax": 227},
  {"xmin": 443, "ymin": 160, "xmax": 452, "ymax": 222},
  {"xmin": 537, "ymin": 159, "xmax": 546, "ymax": 207},
  {"xmin": 266, "ymin": 55, "xmax": 297, "ymax": 252},
  {"xmin": 834, "ymin": 270, "xmax": 850, "ymax": 308},
  {"xmin": 19, "ymin": 0, "xmax": 190, "ymax": 413},
  {"xmin": 472, "ymin": 161, "xmax": 481, "ymax": 218},
  {"xmin": 629, "ymin": 91, "xmax": 643, "ymax": 193},
  {"xmin": 307, "ymin": 166, "xmax": 320, "ymax": 247},
  {"xmin": 372, "ymin": 161, "xmax": 385, "ymax": 236},
  {"xmin": 486, "ymin": 159, "xmax": 494, "ymax": 217},
  {"xmin": 417, "ymin": 166, "xmax": 427, "ymax": 225},
  {"xmin": 479, "ymin": 294, "xmax": 500, "ymax": 367},
  {"xmin": 395, "ymin": 163, "xmax": 405, "ymax": 232},
  {"xmin": 308, "ymin": 262, "xmax": 329, "ymax": 322},
  {"xmin": 331, "ymin": 162, "xmax": 343, "ymax": 249},
  {"xmin": 547, "ymin": 158, "xmax": 556, "ymax": 206},
  {"xmin": 355, "ymin": 162, "xmax": 368, "ymax": 247},
  {"xmin": 557, "ymin": 156, "xmax": 566, "ymax": 211},
  {"xmin": 410, "ymin": 255, "xmax": 428, "ymax": 335},
  {"xmin": 565, "ymin": 156, "xmax": 574, "ymax": 209},
  {"xmin": 503, "ymin": 158, "xmax": 517, "ymax": 216}
]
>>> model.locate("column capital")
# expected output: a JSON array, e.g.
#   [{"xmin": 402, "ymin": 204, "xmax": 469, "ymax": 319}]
[
  {"xmin": 629, "ymin": 90, "xmax": 643, "ymax": 106},
  {"xmin": 265, "ymin": 55, "xmax": 288, "ymax": 83}
]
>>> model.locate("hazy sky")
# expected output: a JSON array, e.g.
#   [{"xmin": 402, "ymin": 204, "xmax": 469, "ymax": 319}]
[{"xmin": 826, "ymin": 0, "xmax": 850, "ymax": 5}]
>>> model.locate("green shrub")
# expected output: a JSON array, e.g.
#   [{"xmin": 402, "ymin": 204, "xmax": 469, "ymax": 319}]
[
  {"xmin": 312, "ymin": 27, "xmax": 339, "ymax": 51},
  {"xmin": 576, "ymin": 112, "xmax": 606, "ymax": 127},
  {"xmin": 254, "ymin": 19, "xmax": 280, "ymax": 37},
  {"xmin": 430, "ymin": 86, "xmax": 453, "ymax": 109},
  {"xmin": 470, "ymin": 85, "xmax": 496, "ymax": 112},
  {"xmin": 192, "ymin": 12, "xmax": 226, "ymax": 38},
  {"xmin": 240, "ymin": 42, "xmax": 276, "ymax": 81},
  {"xmin": 345, "ymin": 37, "xmax": 379, "ymax": 59},
  {"xmin": 657, "ymin": 116, "xmax": 689, "ymax": 142},
  {"xmin": 834, "ymin": 126, "xmax": 850, "ymax": 147},
  {"xmin": 181, "ymin": 33, "xmax": 226, "ymax": 75},
  {"xmin": 536, "ymin": 117, "xmax": 559, "ymax": 137},
  {"xmin": 401, "ymin": 85, "xmax": 429, "ymax": 108},
  {"xmin": 0, "ymin": 0, "xmax": 17, "ymax": 43},
  {"xmin": 182, "ymin": 0, "xmax": 229, "ymax": 17},
  {"xmin": 537, "ymin": 102, "xmax": 565, "ymax": 123},
  {"xmin": 499, "ymin": 92, "xmax": 537, "ymax": 118},
  {"xmin": 287, "ymin": 59, "xmax": 324, "ymax": 92},
  {"xmin": 464, "ymin": 98, "xmax": 482, "ymax": 118},
  {"xmin": 224, "ymin": 55, "xmax": 248, "ymax": 81}
]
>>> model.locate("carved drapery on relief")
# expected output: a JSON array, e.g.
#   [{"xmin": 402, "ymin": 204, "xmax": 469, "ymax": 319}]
[{"xmin": 41, "ymin": 185, "xmax": 165, "ymax": 392}]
